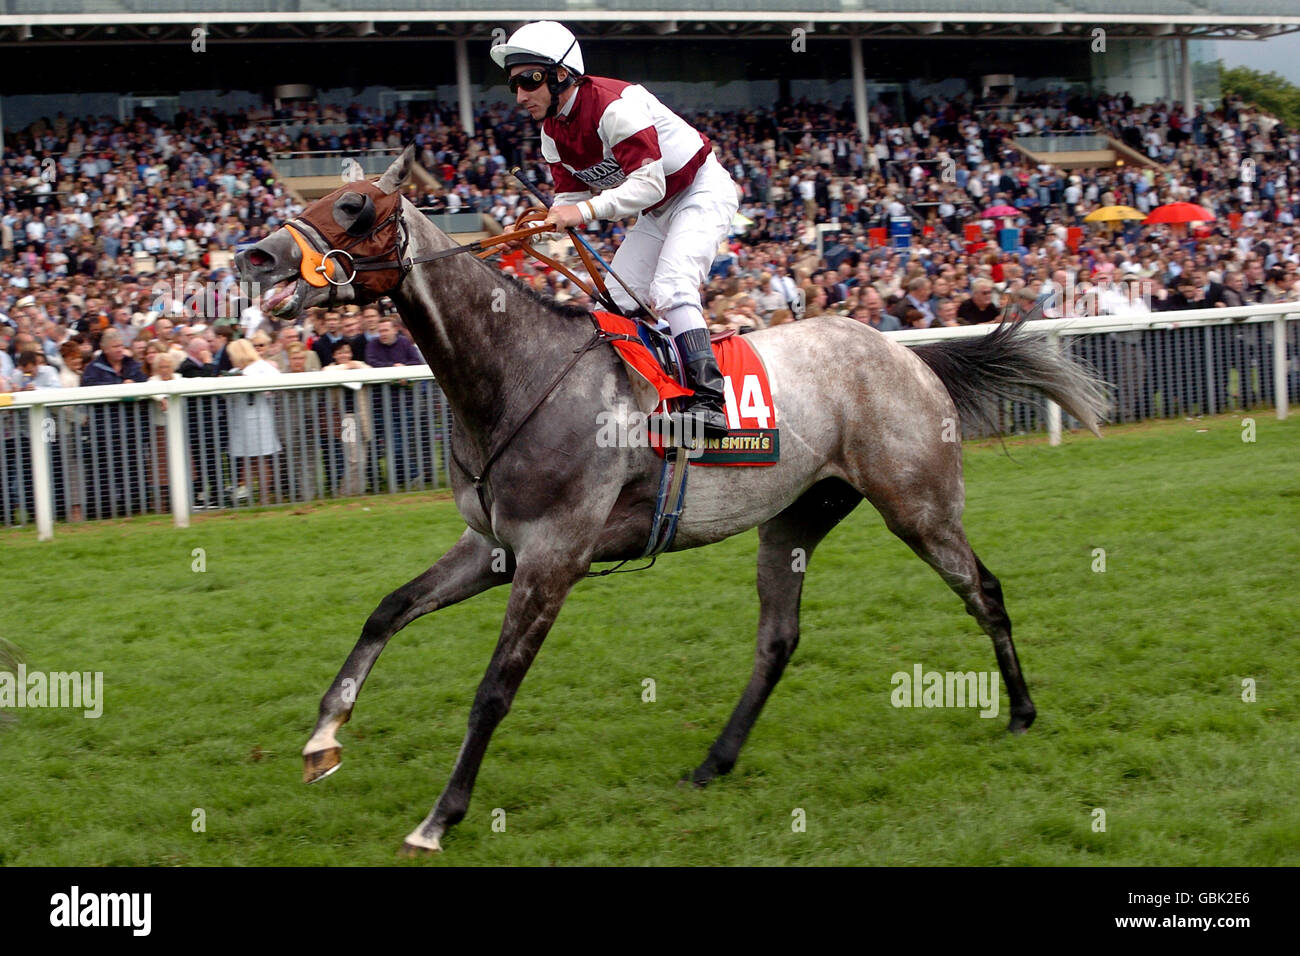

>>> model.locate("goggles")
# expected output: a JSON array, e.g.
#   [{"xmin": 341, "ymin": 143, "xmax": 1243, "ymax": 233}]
[{"xmin": 509, "ymin": 69, "xmax": 548, "ymax": 94}]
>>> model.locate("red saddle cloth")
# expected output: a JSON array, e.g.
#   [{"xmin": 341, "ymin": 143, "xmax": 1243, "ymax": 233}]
[
  {"xmin": 591, "ymin": 311, "xmax": 779, "ymax": 467},
  {"xmin": 591, "ymin": 311, "xmax": 692, "ymax": 402}
]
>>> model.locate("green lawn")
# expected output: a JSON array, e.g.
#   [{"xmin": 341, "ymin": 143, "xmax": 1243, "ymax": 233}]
[{"xmin": 1, "ymin": 412, "xmax": 1296, "ymax": 866}]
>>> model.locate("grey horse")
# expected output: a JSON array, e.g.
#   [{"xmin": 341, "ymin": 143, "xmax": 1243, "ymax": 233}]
[{"xmin": 235, "ymin": 146, "xmax": 1109, "ymax": 855}]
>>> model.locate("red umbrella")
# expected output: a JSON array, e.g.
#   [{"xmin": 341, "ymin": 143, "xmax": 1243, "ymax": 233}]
[
  {"xmin": 981, "ymin": 204, "xmax": 1019, "ymax": 218},
  {"xmin": 1144, "ymin": 202, "xmax": 1215, "ymax": 224}
]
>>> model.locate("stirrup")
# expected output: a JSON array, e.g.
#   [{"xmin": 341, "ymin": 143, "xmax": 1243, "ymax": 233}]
[{"xmin": 677, "ymin": 403, "xmax": 728, "ymax": 438}]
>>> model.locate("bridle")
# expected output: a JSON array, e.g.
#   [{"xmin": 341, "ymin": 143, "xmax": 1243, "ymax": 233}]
[
  {"xmin": 276, "ymin": 177, "xmax": 664, "ymax": 572},
  {"xmin": 281, "ymin": 215, "xmax": 407, "ymax": 298},
  {"xmin": 283, "ymin": 182, "xmax": 615, "ymax": 306}
]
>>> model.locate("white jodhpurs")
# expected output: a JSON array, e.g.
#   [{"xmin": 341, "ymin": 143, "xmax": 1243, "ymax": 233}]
[{"xmin": 606, "ymin": 153, "xmax": 740, "ymax": 336}]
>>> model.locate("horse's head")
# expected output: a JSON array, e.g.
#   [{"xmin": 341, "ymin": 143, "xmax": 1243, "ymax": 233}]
[{"xmin": 235, "ymin": 145, "xmax": 415, "ymax": 319}]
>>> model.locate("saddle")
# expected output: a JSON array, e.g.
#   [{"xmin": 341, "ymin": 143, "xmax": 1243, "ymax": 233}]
[{"xmin": 591, "ymin": 311, "xmax": 780, "ymax": 467}]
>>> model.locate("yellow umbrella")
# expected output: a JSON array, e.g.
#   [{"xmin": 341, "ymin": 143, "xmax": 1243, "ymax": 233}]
[{"xmin": 1084, "ymin": 205, "xmax": 1145, "ymax": 223}]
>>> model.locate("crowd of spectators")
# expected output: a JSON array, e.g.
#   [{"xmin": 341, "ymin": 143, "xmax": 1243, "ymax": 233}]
[
  {"xmin": 684, "ymin": 89, "xmax": 1300, "ymax": 334},
  {"xmin": 4, "ymin": 88, "xmax": 1299, "ymax": 356},
  {"xmin": 2, "ymin": 86, "xmax": 1299, "ymax": 516}
]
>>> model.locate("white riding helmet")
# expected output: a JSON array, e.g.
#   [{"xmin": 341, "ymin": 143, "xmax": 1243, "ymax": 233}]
[{"xmin": 490, "ymin": 20, "xmax": 584, "ymax": 75}]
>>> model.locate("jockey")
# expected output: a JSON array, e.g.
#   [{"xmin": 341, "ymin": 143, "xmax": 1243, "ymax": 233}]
[{"xmin": 492, "ymin": 20, "xmax": 738, "ymax": 436}]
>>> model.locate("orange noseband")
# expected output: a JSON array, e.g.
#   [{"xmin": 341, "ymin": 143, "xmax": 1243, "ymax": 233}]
[{"xmin": 284, "ymin": 222, "xmax": 346, "ymax": 288}]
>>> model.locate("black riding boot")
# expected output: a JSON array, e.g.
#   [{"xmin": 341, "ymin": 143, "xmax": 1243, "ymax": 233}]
[{"xmin": 674, "ymin": 327, "xmax": 729, "ymax": 438}]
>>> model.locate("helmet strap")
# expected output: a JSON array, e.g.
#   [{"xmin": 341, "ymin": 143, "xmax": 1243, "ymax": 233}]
[
  {"xmin": 544, "ymin": 70, "xmax": 576, "ymax": 119},
  {"xmin": 542, "ymin": 35, "xmax": 581, "ymax": 119}
]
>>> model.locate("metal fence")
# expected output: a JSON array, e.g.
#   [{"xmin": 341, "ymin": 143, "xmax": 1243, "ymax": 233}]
[
  {"xmin": 892, "ymin": 303, "xmax": 1299, "ymax": 439},
  {"xmin": 2, "ymin": 367, "xmax": 453, "ymax": 538},
  {"xmin": 2, "ymin": 304, "xmax": 1297, "ymax": 539}
]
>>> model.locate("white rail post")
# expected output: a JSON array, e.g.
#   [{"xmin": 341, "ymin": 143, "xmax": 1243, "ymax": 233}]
[
  {"xmin": 28, "ymin": 403, "xmax": 53, "ymax": 541},
  {"xmin": 1047, "ymin": 330, "xmax": 1062, "ymax": 445},
  {"xmin": 1275, "ymin": 316, "xmax": 1289, "ymax": 421},
  {"xmin": 1204, "ymin": 325, "xmax": 1216, "ymax": 415},
  {"xmin": 166, "ymin": 395, "xmax": 190, "ymax": 528}
]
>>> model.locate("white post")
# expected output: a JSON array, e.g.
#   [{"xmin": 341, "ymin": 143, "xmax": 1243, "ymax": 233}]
[
  {"xmin": 1047, "ymin": 331, "xmax": 1062, "ymax": 445},
  {"xmin": 456, "ymin": 37, "xmax": 474, "ymax": 137},
  {"xmin": 28, "ymin": 403, "xmax": 53, "ymax": 541},
  {"xmin": 1275, "ymin": 316, "xmax": 1290, "ymax": 421},
  {"xmin": 166, "ymin": 396, "xmax": 190, "ymax": 528},
  {"xmin": 1204, "ymin": 325, "xmax": 1216, "ymax": 415},
  {"xmin": 1180, "ymin": 36, "xmax": 1194, "ymax": 114},
  {"xmin": 850, "ymin": 36, "xmax": 870, "ymax": 144},
  {"xmin": 1046, "ymin": 400, "xmax": 1062, "ymax": 445}
]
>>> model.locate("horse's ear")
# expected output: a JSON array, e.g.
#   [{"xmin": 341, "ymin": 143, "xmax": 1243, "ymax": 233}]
[{"xmin": 377, "ymin": 144, "xmax": 415, "ymax": 195}]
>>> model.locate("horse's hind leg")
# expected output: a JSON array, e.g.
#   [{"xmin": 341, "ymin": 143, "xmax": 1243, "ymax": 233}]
[
  {"xmin": 303, "ymin": 527, "xmax": 514, "ymax": 783},
  {"xmin": 691, "ymin": 478, "xmax": 862, "ymax": 787},
  {"xmin": 876, "ymin": 497, "xmax": 1036, "ymax": 733},
  {"xmin": 970, "ymin": 552, "xmax": 1034, "ymax": 731}
]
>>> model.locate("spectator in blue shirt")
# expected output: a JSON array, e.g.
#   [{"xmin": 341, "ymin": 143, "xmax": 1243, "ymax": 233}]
[
  {"xmin": 81, "ymin": 328, "xmax": 144, "ymax": 385},
  {"xmin": 7, "ymin": 350, "xmax": 62, "ymax": 390},
  {"xmin": 365, "ymin": 318, "xmax": 423, "ymax": 368}
]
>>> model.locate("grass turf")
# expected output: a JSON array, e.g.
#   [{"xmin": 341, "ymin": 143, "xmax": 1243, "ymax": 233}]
[{"xmin": 1, "ymin": 411, "xmax": 1296, "ymax": 866}]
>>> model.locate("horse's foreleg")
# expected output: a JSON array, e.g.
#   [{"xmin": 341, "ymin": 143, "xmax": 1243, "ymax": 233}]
[
  {"xmin": 692, "ymin": 479, "xmax": 861, "ymax": 787},
  {"xmin": 400, "ymin": 552, "xmax": 589, "ymax": 855},
  {"xmin": 303, "ymin": 527, "xmax": 514, "ymax": 783}
]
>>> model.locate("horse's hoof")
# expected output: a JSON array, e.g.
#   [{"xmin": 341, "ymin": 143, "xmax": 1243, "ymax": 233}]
[
  {"xmin": 683, "ymin": 765, "xmax": 717, "ymax": 789},
  {"xmin": 303, "ymin": 746, "xmax": 342, "ymax": 784},
  {"xmin": 399, "ymin": 834, "xmax": 442, "ymax": 857},
  {"xmin": 1007, "ymin": 710, "xmax": 1037, "ymax": 734}
]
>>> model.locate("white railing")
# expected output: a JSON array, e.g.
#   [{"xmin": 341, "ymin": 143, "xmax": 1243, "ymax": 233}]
[
  {"xmin": 895, "ymin": 302, "xmax": 1297, "ymax": 443},
  {"xmin": 3, "ymin": 304, "xmax": 1297, "ymax": 541},
  {"xmin": 2, "ymin": 366, "xmax": 440, "ymax": 541}
]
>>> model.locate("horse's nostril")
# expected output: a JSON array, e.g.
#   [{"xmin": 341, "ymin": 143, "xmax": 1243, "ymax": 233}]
[{"xmin": 248, "ymin": 249, "xmax": 273, "ymax": 268}]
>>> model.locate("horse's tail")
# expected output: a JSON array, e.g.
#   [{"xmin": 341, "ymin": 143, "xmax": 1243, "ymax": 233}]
[{"xmin": 912, "ymin": 320, "xmax": 1112, "ymax": 437}]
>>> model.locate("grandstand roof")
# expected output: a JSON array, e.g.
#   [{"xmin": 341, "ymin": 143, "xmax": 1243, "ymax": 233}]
[{"xmin": 0, "ymin": 2, "xmax": 1296, "ymax": 46}]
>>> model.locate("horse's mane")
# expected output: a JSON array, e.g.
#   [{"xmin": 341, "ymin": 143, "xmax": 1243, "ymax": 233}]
[
  {"xmin": 466, "ymin": 250, "xmax": 595, "ymax": 320},
  {"xmin": 404, "ymin": 195, "xmax": 596, "ymax": 319}
]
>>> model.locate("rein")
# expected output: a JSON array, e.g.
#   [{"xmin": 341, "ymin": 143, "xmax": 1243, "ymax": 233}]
[
  {"xmin": 448, "ymin": 323, "xmax": 633, "ymax": 519},
  {"xmin": 290, "ymin": 205, "xmax": 613, "ymax": 308}
]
